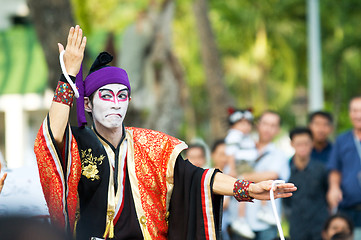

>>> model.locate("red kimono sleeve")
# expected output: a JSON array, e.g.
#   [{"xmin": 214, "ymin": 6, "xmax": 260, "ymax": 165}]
[{"xmin": 34, "ymin": 115, "xmax": 81, "ymax": 233}]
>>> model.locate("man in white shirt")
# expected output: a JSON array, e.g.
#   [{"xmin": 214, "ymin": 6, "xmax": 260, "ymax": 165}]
[{"xmin": 242, "ymin": 111, "xmax": 290, "ymax": 240}]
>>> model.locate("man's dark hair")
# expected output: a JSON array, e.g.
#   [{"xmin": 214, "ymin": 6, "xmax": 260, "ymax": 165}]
[
  {"xmin": 86, "ymin": 92, "xmax": 96, "ymax": 119},
  {"xmin": 211, "ymin": 139, "xmax": 225, "ymax": 153},
  {"xmin": 258, "ymin": 110, "xmax": 282, "ymax": 126},
  {"xmin": 323, "ymin": 213, "xmax": 354, "ymax": 235},
  {"xmin": 289, "ymin": 127, "xmax": 313, "ymax": 141},
  {"xmin": 308, "ymin": 111, "xmax": 333, "ymax": 125},
  {"xmin": 331, "ymin": 232, "xmax": 353, "ymax": 240},
  {"xmin": 186, "ymin": 143, "xmax": 206, "ymax": 157}
]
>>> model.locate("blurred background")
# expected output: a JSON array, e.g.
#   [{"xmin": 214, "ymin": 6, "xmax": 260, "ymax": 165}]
[{"xmin": 0, "ymin": 0, "xmax": 360, "ymax": 217}]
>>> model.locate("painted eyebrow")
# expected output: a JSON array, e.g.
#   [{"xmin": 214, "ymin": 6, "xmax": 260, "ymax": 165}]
[
  {"xmin": 99, "ymin": 88, "xmax": 129, "ymax": 92},
  {"xmin": 118, "ymin": 88, "xmax": 129, "ymax": 93}
]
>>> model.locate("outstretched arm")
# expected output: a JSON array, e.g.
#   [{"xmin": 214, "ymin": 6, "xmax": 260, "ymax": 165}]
[
  {"xmin": 0, "ymin": 162, "xmax": 7, "ymax": 194},
  {"xmin": 241, "ymin": 171, "xmax": 279, "ymax": 183},
  {"xmin": 49, "ymin": 25, "xmax": 86, "ymax": 145},
  {"xmin": 212, "ymin": 172, "xmax": 296, "ymax": 200}
]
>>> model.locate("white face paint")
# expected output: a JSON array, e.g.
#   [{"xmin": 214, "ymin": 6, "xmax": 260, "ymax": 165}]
[{"xmin": 91, "ymin": 83, "xmax": 129, "ymax": 129}]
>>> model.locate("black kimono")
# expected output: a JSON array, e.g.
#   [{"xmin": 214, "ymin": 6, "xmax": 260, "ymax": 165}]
[{"xmin": 34, "ymin": 116, "xmax": 223, "ymax": 240}]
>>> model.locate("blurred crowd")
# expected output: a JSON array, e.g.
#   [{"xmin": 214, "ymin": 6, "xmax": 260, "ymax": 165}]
[
  {"xmin": 184, "ymin": 96, "xmax": 361, "ymax": 240},
  {"xmin": 1, "ymin": 96, "xmax": 361, "ymax": 240}
]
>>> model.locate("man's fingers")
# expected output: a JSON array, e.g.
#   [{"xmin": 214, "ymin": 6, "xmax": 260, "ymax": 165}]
[
  {"xmin": 58, "ymin": 43, "xmax": 64, "ymax": 53},
  {"xmin": 272, "ymin": 183, "xmax": 295, "ymax": 191},
  {"xmin": 75, "ymin": 27, "xmax": 83, "ymax": 49},
  {"xmin": 72, "ymin": 25, "xmax": 80, "ymax": 47},
  {"xmin": 276, "ymin": 187, "xmax": 297, "ymax": 194},
  {"xmin": 1, "ymin": 172, "xmax": 7, "ymax": 182},
  {"xmin": 0, "ymin": 172, "xmax": 7, "ymax": 186},
  {"xmin": 80, "ymin": 36, "xmax": 87, "ymax": 51},
  {"xmin": 67, "ymin": 26, "xmax": 75, "ymax": 46},
  {"xmin": 0, "ymin": 172, "xmax": 6, "ymax": 193},
  {"xmin": 275, "ymin": 192, "xmax": 293, "ymax": 199}
]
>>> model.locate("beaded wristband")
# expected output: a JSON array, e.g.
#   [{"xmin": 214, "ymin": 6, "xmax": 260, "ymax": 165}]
[
  {"xmin": 53, "ymin": 81, "xmax": 74, "ymax": 107},
  {"xmin": 233, "ymin": 179, "xmax": 254, "ymax": 202}
]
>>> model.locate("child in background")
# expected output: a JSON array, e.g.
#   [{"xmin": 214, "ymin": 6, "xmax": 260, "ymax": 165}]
[
  {"xmin": 225, "ymin": 108, "xmax": 258, "ymax": 239},
  {"xmin": 225, "ymin": 108, "xmax": 257, "ymax": 174}
]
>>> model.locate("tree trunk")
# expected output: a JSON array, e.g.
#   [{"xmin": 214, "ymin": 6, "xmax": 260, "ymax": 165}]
[
  {"xmin": 27, "ymin": 0, "xmax": 78, "ymax": 124},
  {"xmin": 193, "ymin": 0, "xmax": 234, "ymax": 140},
  {"xmin": 120, "ymin": 1, "xmax": 187, "ymax": 137},
  {"xmin": 27, "ymin": 0, "xmax": 74, "ymax": 90}
]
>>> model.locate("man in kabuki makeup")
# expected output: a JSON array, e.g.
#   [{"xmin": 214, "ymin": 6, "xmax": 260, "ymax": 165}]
[{"xmin": 34, "ymin": 25, "xmax": 296, "ymax": 240}]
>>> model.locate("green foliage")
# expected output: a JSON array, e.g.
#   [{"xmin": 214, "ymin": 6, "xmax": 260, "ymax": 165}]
[
  {"xmin": 0, "ymin": 26, "xmax": 47, "ymax": 94},
  {"xmin": 320, "ymin": 0, "xmax": 361, "ymax": 132},
  {"xmin": 3, "ymin": 0, "xmax": 358, "ymax": 136},
  {"xmin": 71, "ymin": 0, "xmax": 150, "ymax": 34},
  {"xmin": 69, "ymin": 0, "xmax": 361, "ymax": 134},
  {"xmin": 173, "ymin": 0, "xmax": 210, "ymax": 129},
  {"xmin": 208, "ymin": 0, "xmax": 308, "ymax": 128},
  {"xmin": 204, "ymin": 0, "xmax": 361, "ymax": 133}
]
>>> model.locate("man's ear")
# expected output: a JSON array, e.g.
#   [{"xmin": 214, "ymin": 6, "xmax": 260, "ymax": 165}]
[
  {"xmin": 84, "ymin": 97, "xmax": 92, "ymax": 113},
  {"xmin": 129, "ymin": 96, "xmax": 132, "ymax": 102}
]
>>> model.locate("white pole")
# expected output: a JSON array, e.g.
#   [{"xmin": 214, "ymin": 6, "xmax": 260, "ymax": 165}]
[
  {"xmin": 307, "ymin": 0, "xmax": 324, "ymax": 111},
  {"xmin": 3, "ymin": 95, "xmax": 26, "ymax": 168}
]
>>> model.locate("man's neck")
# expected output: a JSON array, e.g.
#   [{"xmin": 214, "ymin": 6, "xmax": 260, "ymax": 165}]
[
  {"xmin": 313, "ymin": 140, "xmax": 328, "ymax": 151},
  {"xmin": 95, "ymin": 123, "xmax": 123, "ymax": 148},
  {"xmin": 256, "ymin": 139, "xmax": 271, "ymax": 152},
  {"xmin": 293, "ymin": 155, "xmax": 310, "ymax": 171},
  {"xmin": 355, "ymin": 128, "xmax": 361, "ymax": 140}
]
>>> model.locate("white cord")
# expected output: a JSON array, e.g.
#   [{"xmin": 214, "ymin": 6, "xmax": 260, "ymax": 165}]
[
  {"xmin": 270, "ymin": 180, "xmax": 286, "ymax": 240},
  {"xmin": 59, "ymin": 50, "xmax": 80, "ymax": 98}
]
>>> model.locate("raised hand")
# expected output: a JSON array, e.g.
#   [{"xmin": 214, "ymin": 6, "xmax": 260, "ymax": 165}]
[
  {"xmin": 0, "ymin": 162, "xmax": 7, "ymax": 194},
  {"xmin": 249, "ymin": 180, "xmax": 297, "ymax": 200},
  {"xmin": 58, "ymin": 25, "xmax": 87, "ymax": 77}
]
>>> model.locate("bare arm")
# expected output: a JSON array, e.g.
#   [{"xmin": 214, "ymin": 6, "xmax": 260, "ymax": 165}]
[
  {"xmin": 242, "ymin": 171, "xmax": 279, "ymax": 183},
  {"xmin": 49, "ymin": 25, "xmax": 86, "ymax": 145},
  {"xmin": 212, "ymin": 172, "xmax": 296, "ymax": 200},
  {"xmin": 327, "ymin": 170, "xmax": 342, "ymax": 210}
]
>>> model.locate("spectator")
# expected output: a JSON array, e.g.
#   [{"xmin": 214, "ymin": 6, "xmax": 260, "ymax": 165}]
[
  {"xmin": 322, "ymin": 214, "xmax": 354, "ymax": 240},
  {"xmin": 211, "ymin": 139, "xmax": 229, "ymax": 171},
  {"xmin": 243, "ymin": 111, "xmax": 290, "ymax": 240},
  {"xmin": 211, "ymin": 139, "xmax": 232, "ymax": 240},
  {"xmin": 184, "ymin": 143, "xmax": 207, "ymax": 168},
  {"xmin": 225, "ymin": 108, "xmax": 258, "ymax": 239},
  {"xmin": 327, "ymin": 96, "xmax": 361, "ymax": 239},
  {"xmin": 308, "ymin": 111, "xmax": 334, "ymax": 165},
  {"xmin": 284, "ymin": 127, "xmax": 329, "ymax": 240}
]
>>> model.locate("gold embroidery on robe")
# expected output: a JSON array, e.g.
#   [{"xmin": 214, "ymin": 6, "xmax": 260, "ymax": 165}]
[{"xmin": 80, "ymin": 149, "xmax": 104, "ymax": 181}]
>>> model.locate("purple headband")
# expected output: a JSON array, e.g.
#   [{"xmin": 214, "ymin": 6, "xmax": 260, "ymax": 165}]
[{"xmin": 75, "ymin": 66, "xmax": 131, "ymax": 127}]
